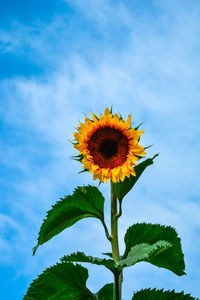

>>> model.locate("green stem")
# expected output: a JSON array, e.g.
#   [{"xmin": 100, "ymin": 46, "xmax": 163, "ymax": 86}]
[{"xmin": 110, "ymin": 181, "xmax": 122, "ymax": 300}]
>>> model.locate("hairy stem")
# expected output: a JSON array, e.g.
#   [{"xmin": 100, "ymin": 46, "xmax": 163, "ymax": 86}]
[{"xmin": 110, "ymin": 181, "xmax": 122, "ymax": 300}]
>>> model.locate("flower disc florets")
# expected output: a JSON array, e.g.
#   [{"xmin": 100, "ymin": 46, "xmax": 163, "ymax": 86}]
[{"xmin": 73, "ymin": 108, "xmax": 146, "ymax": 183}]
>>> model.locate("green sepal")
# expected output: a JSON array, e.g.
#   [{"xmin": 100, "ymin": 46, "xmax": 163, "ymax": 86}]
[
  {"xmin": 33, "ymin": 185, "xmax": 105, "ymax": 255},
  {"xmin": 113, "ymin": 154, "xmax": 159, "ymax": 201},
  {"xmin": 61, "ymin": 251, "xmax": 116, "ymax": 273},
  {"xmin": 23, "ymin": 262, "xmax": 96, "ymax": 300},
  {"xmin": 119, "ymin": 241, "xmax": 171, "ymax": 268},
  {"xmin": 144, "ymin": 143, "xmax": 154, "ymax": 150},
  {"xmin": 71, "ymin": 154, "xmax": 84, "ymax": 162},
  {"xmin": 78, "ymin": 168, "xmax": 89, "ymax": 174},
  {"xmin": 96, "ymin": 283, "xmax": 113, "ymax": 300},
  {"xmin": 135, "ymin": 122, "xmax": 144, "ymax": 130},
  {"xmin": 123, "ymin": 223, "xmax": 185, "ymax": 276},
  {"xmin": 132, "ymin": 288, "xmax": 197, "ymax": 299}
]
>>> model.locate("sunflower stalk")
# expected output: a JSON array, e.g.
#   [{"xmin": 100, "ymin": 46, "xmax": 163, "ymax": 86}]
[{"xmin": 111, "ymin": 180, "xmax": 122, "ymax": 300}]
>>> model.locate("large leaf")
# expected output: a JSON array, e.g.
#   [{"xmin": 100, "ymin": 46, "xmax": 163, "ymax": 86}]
[
  {"xmin": 123, "ymin": 223, "xmax": 185, "ymax": 276},
  {"xmin": 33, "ymin": 185, "xmax": 105, "ymax": 254},
  {"xmin": 119, "ymin": 241, "xmax": 171, "ymax": 268},
  {"xmin": 61, "ymin": 251, "xmax": 116, "ymax": 273},
  {"xmin": 132, "ymin": 288, "xmax": 196, "ymax": 299},
  {"xmin": 96, "ymin": 283, "xmax": 113, "ymax": 300},
  {"xmin": 24, "ymin": 262, "xmax": 96, "ymax": 300},
  {"xmin": 113, "ymin": 154, "xmax": 159, "ymax": 201}
]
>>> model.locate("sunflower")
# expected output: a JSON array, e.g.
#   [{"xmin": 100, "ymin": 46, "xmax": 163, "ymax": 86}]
[{"xmin": 73, "ymin": 108, "xmax": 146, "ymax": 183}]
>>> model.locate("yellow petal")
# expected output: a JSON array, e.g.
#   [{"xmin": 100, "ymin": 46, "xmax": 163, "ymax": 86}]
[
  {"xmin": 104, "ymin": 107, "xmax": 111, "ymax": 116},
  {"xmin": 112, "ymin": 167, "xmax": 120, "ymax": 177},
  {"xmin": 73, "ymin": 144, "xmax": 81, "ymax": 150},
  {"xmin": 102, "ymin": 168, "xmax": 109, "ymax": 176},
  {"xmin": 78, "ymin": 124, "xmax": 86, "ymax": 133},
  {"xmin": 133, "ymin": 146, "xmax": 146, "ymax": 155},
  {"xmin": 83, "ymin": 162, "xmax": 91, "ymax": 169},
  {"xmin": 135, "ymin": 130, "xmax": 144, "ymax": 138},
  {"xmin": 104, "ymin": 177, "xmax": 110, "ymax": 184},
  {"xmin": 85, "ymin": 116, "xmax": 91, "ymax": 124},
  {"xmin": 113, "ymin": 113, "xmax": 119, "ymax": 123},
  {"xmin": 130, "ymin": 168, "xmax": 136, "ymax": 176},
  {"xmin": 93, "ymin": 173, "xmax": 99, "ymax": 181},
  {"xmin": 125, "ymin": 114, "xmax": 131, "ymax": 129},
  {"xmin": 111, "ymin": 174, "xmax": 117, "ymax": 183},
  {"xmin": 120, "ymin": 172, "xmax": 126, "ymax": 182},
  {"xmin": 91, "ymin": 164, "xmax": 99, "ymax": 171},
  {"xmin": 92, "ymin": 113, "xmax": 98, "ymax": 122},
  {"xmin": 121, "ymin": 164, "xmax": 128, "ymax": 175},
  {"xmin": 73, "ymin": 131, "xmax": 78, "ymax": 138}
]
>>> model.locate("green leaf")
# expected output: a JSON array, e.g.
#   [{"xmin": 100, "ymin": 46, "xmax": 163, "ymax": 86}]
[
  {"xmin": 33, "ymin": 185, "xmax": 105, "ymax": 255},
  {"xmin": 132, "ymin": 288, "xmax": 197, "ymax": 299},
  {"xmin": 123, "ymin": 223, "xmax": 185, "ymax": 276},
  {"xmin": 102, "ymin": 252, "xmax": 113, "ymax": 258},
  {"xmin": 24, "ymin": 262, "xmax": 96, "ymax": 300},
  {"xmin": 113, "ymin": 154, "xmax": 159, "ymax": 201},
  {"xmin": 119, "ymin": 241, "xmax": 171, "ymax": 268},
  {"xmin": 61, "ymin": 251, "xmax": 116, "ymax": 273},
  {"xmin": 96, "ymin": 283, "xmax": 114, "ymax": 300}
]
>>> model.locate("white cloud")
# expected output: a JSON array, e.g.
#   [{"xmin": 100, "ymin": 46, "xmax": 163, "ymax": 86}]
[{"xmin": 64, "ymin": 0, "xmax": 133, "ymax": 27}]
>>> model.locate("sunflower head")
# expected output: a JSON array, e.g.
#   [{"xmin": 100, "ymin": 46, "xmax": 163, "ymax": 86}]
[{"xmin": 73, "ymin": 108, "xmax": 146, "ymax": 183}]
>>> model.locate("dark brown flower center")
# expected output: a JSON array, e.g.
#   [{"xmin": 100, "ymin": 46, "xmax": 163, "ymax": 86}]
[
  {"xmin": 98, "ymin": 138, "xmax": 118, "ymax": 158},
  {"xmin": 87, "ymin": 127, "xmax": 129, "ymax": 169}
]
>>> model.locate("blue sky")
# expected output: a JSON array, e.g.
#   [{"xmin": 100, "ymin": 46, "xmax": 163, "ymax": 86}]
[{"xmin": 0, "ymin": 0, "xmax": 200, "ymax": 299}]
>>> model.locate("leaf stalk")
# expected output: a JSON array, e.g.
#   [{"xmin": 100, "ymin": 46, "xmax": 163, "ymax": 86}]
[{"xmin": 101, "ymin": 219, "xmax": 112, "ymax": 241}]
